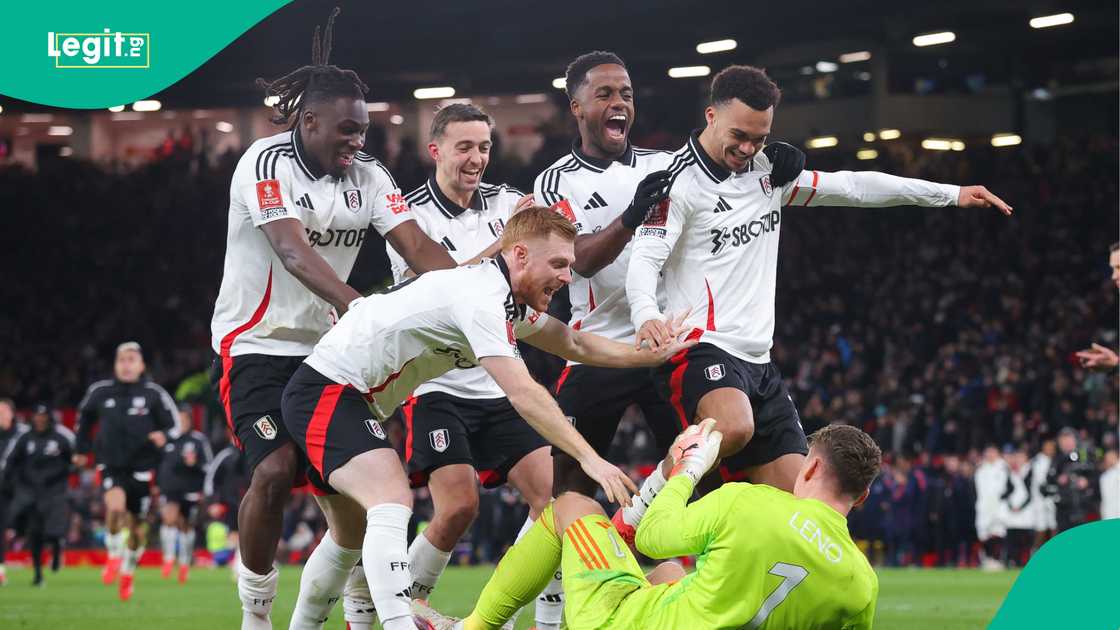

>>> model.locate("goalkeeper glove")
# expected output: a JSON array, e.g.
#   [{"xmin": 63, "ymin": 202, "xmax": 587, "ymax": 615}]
[
  {"xmin": 762, "ymin": 141, "xmax": 805, "ymax": 188},
  {"xmin": 621, "ymin": 169, "xmax": 672, "ymax": 229},
  {"xmin": 668, "ymin": 418, "xmax": 723, "ymax": 485}
]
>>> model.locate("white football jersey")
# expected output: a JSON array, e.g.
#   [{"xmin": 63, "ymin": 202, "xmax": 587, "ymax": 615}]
[
  {"xmin": 210, "ymin": 130, "xmax": 414, "ymax": 358},
  {"xmin": 304, "ymin": 256, "xmax": 549, "ymax": 419},
  {"xmin": 386, "ymin": 177, "xmax": 525, "ymax": 399},
  {"xmin": 535, "ymin": 142, "xmax": 673, "ymax": 361},
  {"xmin": 628, "ymin": 130, "xmax": 960, "ymax": 364}
]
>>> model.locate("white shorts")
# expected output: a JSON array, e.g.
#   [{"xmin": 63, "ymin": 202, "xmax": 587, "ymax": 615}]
[{"xmin": 976, "ymin": 511, "xmax": 1006, "ymax": 541}]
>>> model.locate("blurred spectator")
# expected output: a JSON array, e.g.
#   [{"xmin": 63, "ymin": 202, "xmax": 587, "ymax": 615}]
[
  {"xmin": 1100, "ymin": 450, "xmax": 1118, "ymax": 520},
  {"xmin": 1043, "ymin": 427, "xmax": 1098, "ymax": 532}
]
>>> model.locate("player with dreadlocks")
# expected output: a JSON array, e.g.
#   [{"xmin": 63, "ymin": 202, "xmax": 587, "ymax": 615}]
[{"xmin": 209, "ymin": 8, "xmax": 456, "ymax": 629}]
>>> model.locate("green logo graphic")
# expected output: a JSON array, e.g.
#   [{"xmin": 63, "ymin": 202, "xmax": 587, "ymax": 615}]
[{"xmin": 48, "ymin": 30, "xmax": 150, "ymax": 68}]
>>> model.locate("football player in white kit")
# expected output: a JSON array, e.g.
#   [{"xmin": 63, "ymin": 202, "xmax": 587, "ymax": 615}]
[
  {"xmin": 627, "ymin": 64, "xmax": 1013, "ymax": 495},
  {"xmin": 381, "ymin": 104, "xmax": 564, "ymax": 627},
  {"xmin": 208, "ymin": 10, "xmax": 458, "ymax": 629},
  {"xmin": 280, "ymin": 207, "xmax": 693, "ymax": 630}
]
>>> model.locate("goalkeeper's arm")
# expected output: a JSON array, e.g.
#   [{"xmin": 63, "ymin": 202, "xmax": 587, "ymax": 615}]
[{"xmin": 635, "ymin": 419, "xmax": 726, "ymax": 558}]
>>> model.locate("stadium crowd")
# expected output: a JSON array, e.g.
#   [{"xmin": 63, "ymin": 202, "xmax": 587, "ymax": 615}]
[{"xmin": 0, "ymin": 116, "xmax": 1116, "ymax": 573}]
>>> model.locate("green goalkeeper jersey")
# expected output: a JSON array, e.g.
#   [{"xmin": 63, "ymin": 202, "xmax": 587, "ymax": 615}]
[{"xmin": 634, "ymin": 476, "xmax": 878, "ymax": 629}]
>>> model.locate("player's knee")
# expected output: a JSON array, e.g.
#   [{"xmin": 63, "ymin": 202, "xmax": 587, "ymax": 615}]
[
  {"xmin": 250, "ymin": 456, "xmax": 297, "ymax": 508},
  {"xmin": 717, "ymin": 416, "xmax": 754, "ymax": 454},
  {"xmin": 439, "ymin": 493, "xmax": 479, "ymax": 537}
]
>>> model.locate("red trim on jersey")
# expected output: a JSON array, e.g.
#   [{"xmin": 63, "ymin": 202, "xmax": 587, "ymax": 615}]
[
  {"xmin": 478, "ymin": 469, "xmax": 501, "ymax": 487},
  {"xmin": 305, "ymin": 384, "xmax": 345, "ymax": 476},
  {"xmin": 368, "ymin": 357, "xmax": 416, "ymax": 395},
  {"xmin": 571, "ymin": 320, "xmax": 581, "ymax": 331},
  {"xmin": 588, "ymin": 285, "xmax": 597, "ymax": 312},
  {"xmin": 402, "ymin": 396, "xmax": 417, "ymax": 463},
  {"xmin": 719, "ymin": 464, "xmax": 748, "ymax": 482},
  {"xmin": 218, "ymin": 266, "xmax": 274, "ymax": 449},
  {"xmin": 668, "ymin": 328, "xmax": 704, "ymax": 430},
  {"xmin": 801, "ymin": 171, "xmax": 819, "ymax": 206},
  {"xmin": 569, "ymin": 522, "xmax": 602, "ymax": 569},
  {"xmin": 784, "ymin": 182, "xmax": 801, "ymax": 206},
  {"xmin": 554, "ymin": 366, "xmax": 572, "ymax": 395},
  {"xmin": 575, "ymin": 520, "xmax": 610, "ymax": 568},
  {"xmin": 565, "ymin": 529, "xmax": 594, "ymax": 570},
  {"xmin": 704, "ymin": 278, "xmax": 716, "ymax": 331}
]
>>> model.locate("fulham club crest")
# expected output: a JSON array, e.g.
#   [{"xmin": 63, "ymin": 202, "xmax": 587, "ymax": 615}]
[
  {"xmin": 429, "ymin": 429, "xmax": 450, "ymax": 453},
  {"xmin": 253, "ymin": 415, "xmax": 278, "ymax": 440},
  {"xmin": 343, "ymin": 189, "xmax": 363, "ymax": 212},
  {"xmin": 365, "ymin": 419, "xmax": 386, "ymax": 440},
  {"xmin": 704, "ymin": 364, "xmax": 726, "ymax": 381},
  {"xmin": 759, "ymin": 174, "xmax": 774, "ymax": 198}
]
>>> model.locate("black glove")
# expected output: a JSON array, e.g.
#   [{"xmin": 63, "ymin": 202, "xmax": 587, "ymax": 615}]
[
  {"xmin": 621, "ymin": 169, "xmax": 673, "ymax": 230},
  {"xmin": 762, "ymin": 142, "xmax": 805, "ymax": 187}
]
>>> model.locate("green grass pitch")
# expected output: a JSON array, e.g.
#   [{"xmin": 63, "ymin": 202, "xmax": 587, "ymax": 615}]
[{"xmin": 0, "ymin": 565, "xmax": 1018, "ymax": 629}]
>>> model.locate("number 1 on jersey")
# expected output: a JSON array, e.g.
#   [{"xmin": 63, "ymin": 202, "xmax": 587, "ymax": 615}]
[{"xmin": 744, "ymin": 562, "xmax": 809, "ymax": 629}]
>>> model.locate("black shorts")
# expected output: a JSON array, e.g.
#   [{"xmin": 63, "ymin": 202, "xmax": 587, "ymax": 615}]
[
  {"xmin": 652, "ymin": 342, "xmax": 807, "ymax": 477},
  {"xmin": 161, "ymin": 489, "xmax": 202, "ymax": 520},
  {"xmin": 281, "ymin": 363, "xmax": 394, "ymax": 495},
  {"xmin": 210, "ymin": 353, "xmax": 305, "ymax": 473},
  {"xmin": 553, "ymin": 365, "xmax": 682, "ymax": 457},
  {"xmin": 101, "ymin": 468, "xmax": 154, "ymax": 515},
  {"xmin": 402, "ymin": 392, "xmax": 549, "ymax": 489}
]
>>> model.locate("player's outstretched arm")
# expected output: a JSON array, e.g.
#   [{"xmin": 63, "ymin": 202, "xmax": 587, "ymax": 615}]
[
  {"xmin": 383, "ymin": 220, "xmax": 458, "ymax": 275},
  {"xmin": 480, "ymin": 355, "xmax": 637, "ymax": 505},
  {"xmin": 261, "ymin": 217, "xmax": 363, "ymax": 314},
  {"xmin": 521, "ymin": 315, "xmax": 696, "ymax": 368},
  {"xmin": 783, "ymin": 169, "xmax": 1012, "ymax": 215},
  {"xmin": 636, "ymin": 420, "xmax": 726, "ymax": 559}
]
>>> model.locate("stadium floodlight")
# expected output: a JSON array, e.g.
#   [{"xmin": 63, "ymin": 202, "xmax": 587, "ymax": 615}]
[
  {"xmin": 991, "ymin": 133, "xmax": 1022, "ymax": 147},
  {"xmin": 0, "ymin": 105, "xmax": 4, "ymax": 115},
  {"xmin": 107, "ymin": 105, "xmax": 125, "ymax": 112},
  {"xmin": 912, "ymin": 31, "xmax": 956, "ymax": 47},
  {"xmin": 921, "ymin": 138, "xmax": 953, "ymax": 151},
  {"xmin": 856, "ymin": 149, "xmax": 878, "ymax": 160},
  {"xmin": 696, "ymin": 39, "xmax": 737, "ymax": 54},
  {"xmin": 366, "ymin": 102, "xmax": 390, "ymax": 112},
  {"xmin": 59, "ymin": 146, "xmax": 73, "ymax": 157},
  {"xmin": 950, "ymin": 140, "xmax": 965, "ymax": 151},
  {"xmin": 806, "ymin": 136, "xmax": 838, "ymax": 149},
  {"xmin": 552, "ymin": 77, "xmax": 566, "ymax": 90},
  {"xmin": 133, "ymin": 100, "xmax": 161, "ymax": 112},
  {"xmin": 815, "ymin": 61, "xmax": 838, "ymax": 73},
  {"xmin": 839, "ymin": 51, "xmax": 871, "ymax": 63},
  {"xmin": 516, "ymin": 93, "xmax": 549, "ymax": 104},
  {"xmin": 414, "ymin": 86, "xmax": 455, "ymax": 100},
  {"xmin": 263, "ymin": 95, "xmax": 280, "ymax": 107},
  {"xmin": 668, "ymin": 65, "xmax": 711, "ymax": 79},
  {"xmin": 1030, "ymin": 13, "xmax": 1073, "ymax": 29},
  {"xmin": 862, "ymin": 132, "xmax": 876, "ymax": 142},
  {"xmin": 47, "ymin": 125, "xmax": 72, "ymax": 136},
  {"xmin": 878, "ymin": 129, "xmax": 901, "ymax": 140},
  {"xmin": 20, "ymin": 113, "xmax": 53, "ymax": 123},
  {"xmin": 215, "ymin": 121, "xmax": 234, "ymax": 133},
  {"xmin": 390, "ymin": 114, "xmax": 404, "ymax": 125}
]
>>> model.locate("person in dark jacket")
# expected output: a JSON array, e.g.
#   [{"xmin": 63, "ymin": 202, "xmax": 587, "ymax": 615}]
[
  {"xmin": 0, "ymin": 397, "xmax": 28, "ymax": 586},
  {"xmin": 1042, "ymin": 427, "xmax": 1098, "ymax": 533},
  {"xmin": 72, "ymin": 342, "xmax": 177, "ymax": 600},
  {"xmin": 2, "ymin": 404, "xmax": 74, "ymax": 586},
  {"xmin": 158, "ymin": 405, "xmax": 213, "ymax": 583}
]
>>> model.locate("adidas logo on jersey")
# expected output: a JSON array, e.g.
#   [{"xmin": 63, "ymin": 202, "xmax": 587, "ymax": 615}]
[
  {"xmin": 713, "ymin": 196, "xmax": 732, "ymax": 213},
  {"xmin": 583, "ymin": 192, "xmax": 607, "ymax": 210},
  {"xmin": 294, "ymin": 193, "xmax": 315, "ymax": 211}
]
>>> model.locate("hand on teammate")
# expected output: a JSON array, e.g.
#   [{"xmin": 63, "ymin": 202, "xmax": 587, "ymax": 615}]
[
  {"xmin": 668, "ymin": 418, "xmax": 723, "ymax": 484},
  {"xmin": 148, "ymin": 431, "xmax": 167, "ymax": 448},
  {"xmin": 579, "ymin": 455, "xmax": 639, "ymax": 506},
  {"xmin": 762, "ymin": 142, "xmax": 805, "ymax": 187},
  {"xmin": 635, "ymin": 311, "xmax": 692, "ymax": 351},
  {"xmin": 512, "ymin": 193, "xmax": 536, "ymax": 215},
  {"xmin": 1076, "ymin": 342, "xmax": 1119, "ymax": 372},
  {"xmin": 957, "ymin": 185, "xmax": 1013, "ymax": 215},
  {"xmin": 621, "ymin": 170, "xmax": 672, "ymax": 229}
]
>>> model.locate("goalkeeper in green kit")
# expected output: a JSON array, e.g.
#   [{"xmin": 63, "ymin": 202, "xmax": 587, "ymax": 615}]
[{"xmin": 442, "ymin": 420, "xmax": 881, "ymax": 629}]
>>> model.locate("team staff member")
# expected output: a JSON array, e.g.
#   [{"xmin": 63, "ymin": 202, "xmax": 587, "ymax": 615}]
[
  {"xmin": 208, "ymin": 10, "xmax": 457, "ymax": 628},
  {"xmin": 0, "ymin": 397, "xmax": 26, "ymax": 586},
  {"xmin": 74, "ymin": 341, "xmax": 178, "ymax": 601},
  {"xmin": 2, "ymin": 404, "xmax": 75, "ymax": 587}
]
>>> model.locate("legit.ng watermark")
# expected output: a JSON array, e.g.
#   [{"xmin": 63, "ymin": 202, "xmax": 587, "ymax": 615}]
[{"xmin": 47, "ymin": 29, "xmax": 150, "ymax": 68}]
